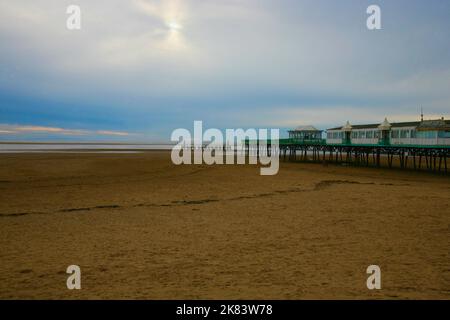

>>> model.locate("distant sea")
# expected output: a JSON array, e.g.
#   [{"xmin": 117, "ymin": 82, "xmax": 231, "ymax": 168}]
[{"xmin": 0, "ymin": 143, "xmax": 175, "ymax": 153}]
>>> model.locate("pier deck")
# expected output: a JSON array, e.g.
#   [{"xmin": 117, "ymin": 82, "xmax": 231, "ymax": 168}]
[{"xmin": 245, "ymin": 139, "xmax": 450, "ymax": 173}]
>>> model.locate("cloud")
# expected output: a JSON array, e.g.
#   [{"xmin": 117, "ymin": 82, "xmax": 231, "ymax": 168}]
[
  {"xmin": 0, "ymin": 0, "xmax": 449, "ymax": 141},
  {"xmin": 12, "ymin": 125, "xmax": 88, "ymax": 135},
  {"xmin": 0, "ymin": 124, "xmax": 133, "ymax": 137},
  {"xmin": 96, "ymin": 130, "xmax": 131, "ymax": 136},
  {"xmin": 225, "ymin": 104, "xmax": 449, "ymax": 130}
]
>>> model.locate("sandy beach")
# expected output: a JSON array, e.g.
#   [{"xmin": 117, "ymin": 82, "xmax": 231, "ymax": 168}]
[{"xmin": 0, "ymin": 152, "xmax": 449, "ymax": 299}]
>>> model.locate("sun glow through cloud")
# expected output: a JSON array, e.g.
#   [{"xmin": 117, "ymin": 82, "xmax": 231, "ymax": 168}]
[
  {"xmin": 167, "ymin": 21, "xmax": 182, "ymax": 32},
  {"xmin": 135, "ymin": 0, "xmax": 186, "ymax": 49}
]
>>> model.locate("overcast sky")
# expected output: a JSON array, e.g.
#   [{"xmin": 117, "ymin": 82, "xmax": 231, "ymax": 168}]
[{"xmin": 0, "ymin": 0, "xmax": 449, "ymax": 141}]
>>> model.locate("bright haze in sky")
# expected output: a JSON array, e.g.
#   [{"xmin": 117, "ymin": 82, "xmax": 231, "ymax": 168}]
[{"xmin": 0, "ymin": 0, "xmax": 449, "ymax": 141}]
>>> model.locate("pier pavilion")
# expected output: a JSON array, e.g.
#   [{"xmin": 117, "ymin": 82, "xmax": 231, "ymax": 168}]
[{"xmin": 245, "ymin": 117, "xmax": 450, "ymax": 173}]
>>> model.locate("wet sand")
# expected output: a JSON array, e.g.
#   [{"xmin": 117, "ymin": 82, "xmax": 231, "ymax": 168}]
[{"xmin": 0, "ymin": 152, "xmax": 449, "ymax": 299}]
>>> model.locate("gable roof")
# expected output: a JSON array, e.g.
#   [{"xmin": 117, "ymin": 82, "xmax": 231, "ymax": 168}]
[
  {"xmin": 327, "ymin": 121, "xmax": 422, "ymax": 131},
  {"xmin": 289, "ymin": 125, "xmax": 322, "ymax": 132},
  {"xmin": 417, "ymin": 119, "xmax": 450, "ymax": 131}
]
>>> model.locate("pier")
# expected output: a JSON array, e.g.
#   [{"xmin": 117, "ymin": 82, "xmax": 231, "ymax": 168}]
[{"xmin": 244, "ymin": 139, "xmax": 450, "ymax": 174}]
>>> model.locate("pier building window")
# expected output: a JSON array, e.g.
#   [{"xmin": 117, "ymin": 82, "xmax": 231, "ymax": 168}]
[
  {"xmin": 391, "ymin": 130, "xmax": 399, "ymax": 138},
  {"xmin": 366, "ymin": 131, "xmax": 373, "ymax": 139},
  {"xmin": 400, "ymin": 130, "xmax": 409, "ymax": 138},
  {"xmin": 438, "ymin": 131, "xmax": 450, "ymax": 138},
  {"xmin": 417, "ymin": 131, "xmax": 437, "ymax": 139}
]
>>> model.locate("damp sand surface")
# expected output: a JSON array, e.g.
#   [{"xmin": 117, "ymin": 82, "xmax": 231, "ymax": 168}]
[{"xmin": 0, "ymin": 152, "xmax": 449, "ymax": 299}]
